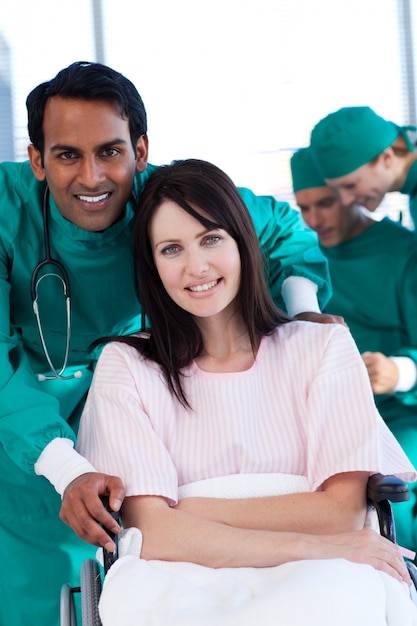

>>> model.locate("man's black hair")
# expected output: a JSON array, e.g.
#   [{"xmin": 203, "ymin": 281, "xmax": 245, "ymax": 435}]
[{"xmin": 26, "ymin": 61, "xmax": 147, "ymax": 156}]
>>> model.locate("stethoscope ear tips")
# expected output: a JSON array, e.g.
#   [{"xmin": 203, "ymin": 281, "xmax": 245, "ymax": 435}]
[{"xmin": 37, "ymin": 370, "xmax": 83, "ymax": 381}]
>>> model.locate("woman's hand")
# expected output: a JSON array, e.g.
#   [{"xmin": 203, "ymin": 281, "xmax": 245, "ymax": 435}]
[{"xmin": 318, "ymin": 528, "xmax": 411, "ymax": 585}]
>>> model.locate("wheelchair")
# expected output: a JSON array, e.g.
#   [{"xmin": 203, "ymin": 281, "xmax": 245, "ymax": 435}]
[
  {"xmin": 60, "ymin": 474, "xmax": 417, "ymax": 626},
  {"xmin": 60, "ymin": 499, "xmax": 119, "ymax": 626}
]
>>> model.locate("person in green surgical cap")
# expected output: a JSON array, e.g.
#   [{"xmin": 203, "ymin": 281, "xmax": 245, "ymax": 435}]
[
  {"xmin": 290, "ymin": 146, "xmax": 417, "ymax": 554},
  {"xmin": 309, "ymin": 106, "xmax": 417, "ymax": 229}
]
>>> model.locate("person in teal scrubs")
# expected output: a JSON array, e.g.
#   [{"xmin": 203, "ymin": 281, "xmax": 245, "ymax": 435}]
[
  {"xmin": 290, "ymin": 146, "xmax": 417, "ymax": 552},
  {"xmin": 0, "ymin": 61, "xmax": 335, "ymax": 626},
  {"xmin": 309, "ymin": 105, "xmax": 417, "ymax": 229}
]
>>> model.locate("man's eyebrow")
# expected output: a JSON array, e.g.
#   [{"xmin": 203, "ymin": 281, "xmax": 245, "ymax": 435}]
[{"xmin": 49, "ymin": 138, "xmax": 129, "ymax": 152}]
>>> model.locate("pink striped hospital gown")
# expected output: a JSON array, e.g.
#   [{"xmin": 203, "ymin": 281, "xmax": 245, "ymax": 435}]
[{"xmin": 76, "ymin": 321, "xmax": 416, "ymax": 499}]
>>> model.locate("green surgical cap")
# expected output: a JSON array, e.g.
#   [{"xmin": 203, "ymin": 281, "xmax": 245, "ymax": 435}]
[
  {"xmin": 310, "ymin": 106, "xmax": 401, "ymax": 179},
  {"xmin": 290, "ymin": 147, "xmax": 326, "ymax": 192}
]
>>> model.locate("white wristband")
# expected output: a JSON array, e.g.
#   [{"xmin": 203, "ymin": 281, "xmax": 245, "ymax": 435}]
[
  {"xmin": 390, "ymin": 356, "xmax": 417, "ymax": 392},
  {"xmin": 281, "ymin": 276, "xmax": 320, "ymax": 317},
  {"xmin": 35, "ymin": 437, "xmax": 98, "ymax": 496}
]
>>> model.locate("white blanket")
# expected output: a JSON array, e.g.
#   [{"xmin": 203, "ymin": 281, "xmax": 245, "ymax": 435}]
[{"xmin": 99, "ymin": 474, "xmax": 417, "ymax": 626}]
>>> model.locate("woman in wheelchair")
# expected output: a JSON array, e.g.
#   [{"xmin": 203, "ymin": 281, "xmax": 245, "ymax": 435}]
[{"xmin": 77, "ymin": 158, "xmax": 417, "ymax": 625}]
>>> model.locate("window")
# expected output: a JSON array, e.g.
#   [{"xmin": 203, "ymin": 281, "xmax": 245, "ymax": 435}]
[{"xmin": 1, "ymin": 0, "xmax": 415, "ymax": 226}]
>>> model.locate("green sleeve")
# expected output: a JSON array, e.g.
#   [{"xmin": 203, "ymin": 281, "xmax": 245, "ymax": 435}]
[
  {"xmin": 0, "ymin": 163, "xmax": 76, "ymax": 475},
  {"xmin": 238, "ymin": 187, "xmax": 332, "ymax": 310},
  {"xmin": 0, "ymin": 302, "xmax": 76, "ymax": 475}
]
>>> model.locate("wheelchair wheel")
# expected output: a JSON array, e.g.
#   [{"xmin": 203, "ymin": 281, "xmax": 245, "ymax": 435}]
[
  {"xmin": 407, "ymin": 561, "xmax": 417, "ymax": 606},
  {"xmin": 60, "ymin": 583, "xmax": 77, "ymax": 626},
  {"xmin": 80, "ymin": 559, "xmax": 102, "ymax": 626}
]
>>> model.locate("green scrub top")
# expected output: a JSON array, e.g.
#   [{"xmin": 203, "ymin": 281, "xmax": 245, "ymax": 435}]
[
  {"xmin": 402, "ymin": 158, "xmax": 417, "ymax": 230},
  {"xmin": 321, "ymin": 217, "xmax": 417, "ymax": 549},
  {"xmin": 323, "ymin": 217, "xmax": 417, "ymax": 418},
  {"xmin": 0, "ymin": 159, "xmax": 331, "ymax": 626}
]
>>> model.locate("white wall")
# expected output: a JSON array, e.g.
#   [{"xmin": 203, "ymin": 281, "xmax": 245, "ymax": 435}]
[{"xmin": 0, "ymin": 0, "xmax": 414, "ymax": 224}]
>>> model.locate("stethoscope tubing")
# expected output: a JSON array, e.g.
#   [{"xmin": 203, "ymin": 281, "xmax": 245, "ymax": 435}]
[
  {"xmin": 30, "ymin": 187, "xmax": 71, "ymax": 300},
  {"xmin": 31, "ymin": 186, "xmax": 81, "ymax": 380}
]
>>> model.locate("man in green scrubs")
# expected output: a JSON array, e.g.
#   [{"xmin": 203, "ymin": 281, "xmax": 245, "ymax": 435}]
[
  {"xmin": 290, "ymin": 146, "xmax": 417, "ymax": 552},
  {"xmin": 0, "ymin": 62, "xmax": 335, "ymax": 625},
  {"xmin": 309, "ymin": 105, "xmax": 417, "ymax": 229}
]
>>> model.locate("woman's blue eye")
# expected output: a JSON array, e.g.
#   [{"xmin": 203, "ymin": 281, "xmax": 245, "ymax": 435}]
[
  {"xmin": 162, "ymin": 245, "xmax": 179, "ymax": 256},
  {"xmin": 205, "ymin": 235, "xmax": 221, "ymax": 245}
]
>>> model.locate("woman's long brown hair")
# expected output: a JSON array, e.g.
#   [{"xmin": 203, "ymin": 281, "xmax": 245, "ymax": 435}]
[{"xmin": 106, "ymin": 159, "xmax": 291, "ymax": 407}]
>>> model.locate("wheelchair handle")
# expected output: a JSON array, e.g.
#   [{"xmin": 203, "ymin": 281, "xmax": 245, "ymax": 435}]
[{"xmin": 100, "ymin": 495, "xmax": 120, "ymax": 574}]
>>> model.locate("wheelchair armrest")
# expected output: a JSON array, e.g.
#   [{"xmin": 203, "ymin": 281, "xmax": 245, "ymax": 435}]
[
  {"xmin": 367, "ymin": 474, "xmax": 410, "ymax": 544},
  {"xmin": 100, "ymin": 495, "xmax": 121, "ymax": 574},
  {"xmin": 367, "ymin": 473, "xmax": 410, "ymax": 504}
]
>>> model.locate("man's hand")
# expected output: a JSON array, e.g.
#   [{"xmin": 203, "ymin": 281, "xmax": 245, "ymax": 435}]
[
  {"xmin": 362, "ymin": 351, "xmax": 398, "ymax": 394},
  {"xmin": 60, "ymin": 472, "xmax": 126, "ymax": 551},
  {"xmin": 294, "ymin": 311, "xmax": 346, "ymax": 326}
]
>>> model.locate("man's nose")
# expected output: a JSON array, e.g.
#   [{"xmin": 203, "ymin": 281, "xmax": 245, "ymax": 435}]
[
  {"xmin": 303, "ymin": 208, "xmax": 321, "ymax": 231},
  {"xmin": 78, "ymin": 157, "xmax": 106, "ymax": 187},
  {"xmin": 338, "ymin": 189, "xmax": 356, "ymax": 206}
]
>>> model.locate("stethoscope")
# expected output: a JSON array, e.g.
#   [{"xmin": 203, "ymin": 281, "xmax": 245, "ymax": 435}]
[{"xmin": 30, "ymin": 186, "xmax": 82, "ymax": 381}]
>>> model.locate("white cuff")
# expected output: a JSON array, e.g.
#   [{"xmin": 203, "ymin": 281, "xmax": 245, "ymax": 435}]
[
  {"xmin": 281, "ymin": 276, "xmax": 321, "ymax": 317},
  {"xmin": 390, "ymin": 357, "xmax": 417, "ymax": 393},
  {"xmin": 34, "ymin": 437, "xmax": 98, "ymax": 496}
]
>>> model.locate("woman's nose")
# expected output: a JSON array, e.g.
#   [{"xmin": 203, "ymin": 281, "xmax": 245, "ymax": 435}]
[{"xmin": 186, "ymin": 249, "xmax": 209, "ymax": 275}]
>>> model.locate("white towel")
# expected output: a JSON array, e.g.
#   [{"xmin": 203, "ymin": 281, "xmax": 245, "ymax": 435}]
[
  {"xmin": 177, "ymin": 472, "xmax": 309, "ymax": 499},
  {"xmin": 99, "ymin": 473, "xmax": 417, "ymax": 626}
]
